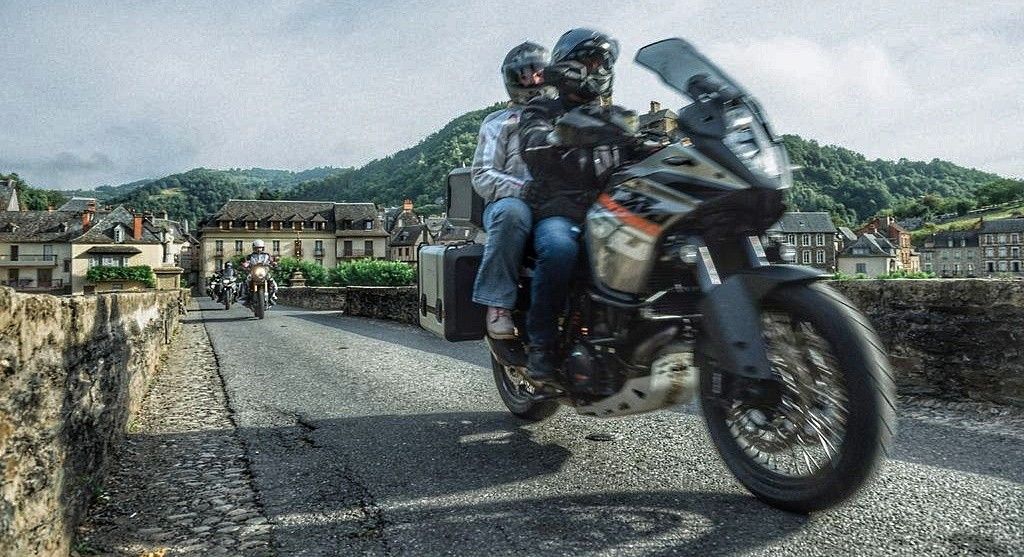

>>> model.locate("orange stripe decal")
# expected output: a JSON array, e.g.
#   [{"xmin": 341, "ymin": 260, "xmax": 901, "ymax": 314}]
[{"xmin": 597, "ymin": 193, "xmax": 662, "ymax": 237}]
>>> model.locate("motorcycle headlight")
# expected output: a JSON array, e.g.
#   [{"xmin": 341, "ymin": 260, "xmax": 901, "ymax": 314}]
[
  {"xmin": 252, "ymin": 267, "xmax": 268, "ymax": 279},
  {"xmin": 722, "ymin": 104, "xmax": 792, "ymax": 186}
]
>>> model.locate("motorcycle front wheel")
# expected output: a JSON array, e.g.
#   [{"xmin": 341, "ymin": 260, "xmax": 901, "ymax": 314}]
[
  {"xmin": 253, "ymin": 288, "xmax": 266, "ymax": 319},
  {"xmin": 491, "ymin": 356, "xmax": 559, "ymax": 422},
  {"xmin": 698, "ymin": 283, "xmax": 895, "ymax": 513},
  {"xmin": 223, "ymin": 292, "xmax": 232, "ymax": 310}
]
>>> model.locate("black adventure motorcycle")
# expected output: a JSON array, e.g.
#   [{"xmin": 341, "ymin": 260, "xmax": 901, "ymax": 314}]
[{"xmin": 448, "ymin": 38, "xmax": 895, "ymax": 513}]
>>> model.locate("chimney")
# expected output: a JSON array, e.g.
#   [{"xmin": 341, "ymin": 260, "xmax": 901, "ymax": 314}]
[
  {"xmin": 86, "ymin": 199, "xmax": 97, "ymax": 212},
  {"xmin": 403, "ymin": 199, "xmax": 414, "ymax": 212},
  {"xmin": 81, "ymin": 210, "xmax": 93, "ymax": 231},
  {"xmin": 143, "ymin": 211, "xmax": 154, "ymax": 223},
  {"xmin": 650, "ymin": 101, "xmax": 661, "ymax": 114},
  {"xmin": 133, "ymin": 213, "xmax": 143, "ymax": 240}
]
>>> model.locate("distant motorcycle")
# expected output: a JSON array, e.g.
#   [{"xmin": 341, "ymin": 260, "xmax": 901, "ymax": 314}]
[
  {"xmin": 216, "ymin": 277, "xmax": 237, "ymax": 310},
  {"xmin": 246, "ymin": 263, "xmax": 271, "ymax": 319}
]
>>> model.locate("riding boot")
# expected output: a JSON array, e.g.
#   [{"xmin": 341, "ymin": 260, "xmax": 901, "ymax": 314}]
[{"xmin": 527, "ymin": 345, "xmax": 558, "ymax": 382}]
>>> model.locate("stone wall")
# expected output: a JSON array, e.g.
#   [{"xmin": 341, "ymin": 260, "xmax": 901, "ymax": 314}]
[
  {"xmin": 830, "ymin": 279, "xmax": 1024, "ymax": 406},
  {"xmin": 276, "ymin": 280, "xmax": 1024, "ymax": 405},
  {"xmin": 275, "ymin": 286, "xmax": 348, "ymax": 311},
  {"xmin": 0, "ymin": 286, "xmax": 188, "ymax": 556},
  {"xmin": 344, "ymin": 286, "xmax": 418, "ymax": 324}
]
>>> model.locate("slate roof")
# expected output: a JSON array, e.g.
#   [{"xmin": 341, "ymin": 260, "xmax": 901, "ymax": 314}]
[
  {"xmin": 75, "ymin": 206, "xmax": 163, "ymax": 244},
  {"xmin": 979, "ymin": 217, "xmax": 1024, "ymax": 234},
  {"xmin": 334, "ymin": 203, "xmax": 378, "ymax": 222},
  {"xmin": 390, "ymin": 225, "xmax": 427, "ymax": 247},
  {"xmin": 57, "ymin": 197, "xmax": 98, "ymax": 212},
  {"xmin": 926, "ymin": 230, "xmax": 979, "ymax": 248},
  {"xmin": 209, "ymin": 200, "xmax": 337, "ymax": 225},
  {"xmin": 838, "ymin": 226, "xmax": 858, "ymax": 243},
  {"xmin": 0, "ymin": 210, "xmax": 84, "ymax": 242},
  {"xmin": 638, "ymin": 108, "xmax": 677, "ymax": 128},
  {"xmin": 770, "ymin": 212, "xmax": 838, "ymax": 234},
  {"xmin": 841, "ymin": 233, "xmax": 898, "ymax": 257}
]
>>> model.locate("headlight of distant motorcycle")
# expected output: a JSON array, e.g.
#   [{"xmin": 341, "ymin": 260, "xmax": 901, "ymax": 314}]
[
  {"xmin": 252, "ymin": 267, "xmax": 268, "ymax": 279},
  {"xmin": 722, "ymin": 104, "xmax": 792, "ymax": 186}
]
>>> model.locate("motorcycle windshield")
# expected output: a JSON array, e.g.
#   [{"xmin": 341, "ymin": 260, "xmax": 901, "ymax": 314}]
[{"xmin": 634, "ymin": 38, "xmax": 748, "ymax": 103}]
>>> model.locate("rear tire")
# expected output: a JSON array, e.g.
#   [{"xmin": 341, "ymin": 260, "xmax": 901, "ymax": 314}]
[
  {"xmin": 699, "ymin": 283, "xmax": 895, "ymax": 513},
  {"xmin": 492, "ymin": 355, "xmax": 559, "ymax": 421}
]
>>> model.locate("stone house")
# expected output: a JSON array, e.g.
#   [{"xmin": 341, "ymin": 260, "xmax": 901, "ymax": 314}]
[
  {"xmin": 389, "ymin": 200, "xmax": 432, "ymax": 263},
  {"xmin": 638, "ymin": 101, "xmax": 678, "ymax": 136},
  {"xmin": 920, "ymin": 230, "xmax": 980, "ymax": 277},
  {"xmin": 856, "ymin": 215, "xmax": 918, "ymax": 271},
  {"xmin": 198, "ymin": 199, "xmax": 389, "ymax": 285},
  {"xmin": 768, "ymin": 212, "xmax": 840, "ymax": 272},
  {"xmin": 1, "ymin": 199, "xmax": 186, "ymax": 294},
  {"xmin": 919, "ymin": 217, "xmax": 1024, "ymax": 277},
  {"xmin": 838, "ymin": 233, "xmax": 901, "ymax": 277}
]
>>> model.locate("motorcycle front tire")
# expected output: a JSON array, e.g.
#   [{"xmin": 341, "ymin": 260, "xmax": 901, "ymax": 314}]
[
  {"xmin": 699, "ymin": 283, "xmax": 895, "ymax": 514},
  {"xmin": 253, "ymin": 288, "xmax": 266, "ymax": 320}
]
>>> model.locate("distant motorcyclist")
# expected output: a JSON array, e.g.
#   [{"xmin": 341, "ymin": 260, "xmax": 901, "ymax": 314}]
[
  {"xmin": 519, "ymin": 28, "xmax": 624, "ymax": 380},
  {"xmin": 471, "ymin": 41, "xmax": 550, "ymax": 339},
  {"xmin": 216, "ymin": 262, "xmax": 238, "ymax": 303},
  {"xmin": 239, "ymin": 240, "xmax": 278, "ymax": 306}
]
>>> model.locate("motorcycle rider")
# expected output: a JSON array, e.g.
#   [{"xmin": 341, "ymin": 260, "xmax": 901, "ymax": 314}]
[
  {"xmin": 218, "ymin": 261, "xmax": 237, "ymax": 303},
  {"xmin": 519, "ymin": 28, "xmax": 622, "ymax": 381},
  {"xmin": 471, "ymin": 41, "xmax": 550, "ymax": 339},
  {"xmin": 239, "ymin": 240, "xmax": 278, "ymax": 306}
]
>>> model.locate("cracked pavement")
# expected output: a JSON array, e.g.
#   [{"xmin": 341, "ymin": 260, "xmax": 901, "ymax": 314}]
[{"xmin": 196, "ymin": 299, "xmax": 1023, "ymax": 556}]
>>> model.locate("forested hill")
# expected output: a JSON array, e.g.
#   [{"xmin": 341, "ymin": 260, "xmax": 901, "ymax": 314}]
[
  {"xmin": 15, "ymin": 105, "xmax": 1015, "ymax": 228},
  {"xmin": 285, "ymin": 106, "xmax": 1004, "ymax": 226},
  {"xmin": 283, "ymin": 104, "xmax": 504, "ymax": 213},
  {"xmin": 102, "ymin": 167, "xmax": 349, "ymax": 226}
]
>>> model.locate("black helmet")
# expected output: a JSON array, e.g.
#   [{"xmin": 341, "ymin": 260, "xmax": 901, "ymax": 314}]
[
  {"xmin": 551, "ymin": 28, "xmax": 619, "ymax": 101},
  {"xmin": 502, "ymin": 42, "xmax": 549, "ymax": 104}
]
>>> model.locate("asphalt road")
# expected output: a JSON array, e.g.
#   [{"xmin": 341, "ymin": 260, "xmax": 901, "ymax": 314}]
[{"xmin": 197, "ymin": 299, "xmax": 1023, "ymax": 556}]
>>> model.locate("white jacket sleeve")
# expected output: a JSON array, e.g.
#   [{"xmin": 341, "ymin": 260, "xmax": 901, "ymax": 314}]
[{"xmin": 471, "ymin": 109, "xmax": 527, "ymax": 204}]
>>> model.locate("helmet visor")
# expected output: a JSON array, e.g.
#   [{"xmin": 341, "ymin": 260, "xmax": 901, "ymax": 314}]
[{"xmin": 505, "ymin": 61, "xmax": 546, "ymax": 87}]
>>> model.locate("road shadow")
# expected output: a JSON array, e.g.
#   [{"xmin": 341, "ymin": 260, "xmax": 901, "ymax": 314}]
[
  {"xmin": 182, "ymin": 315, "xmax": 252, "ymax": 324},
  {"xmin": 285, "ymin": 310, "xmax": 492, "ymax": 368},
  {"xmin": 892, "ymin": 414, "xmax": 1024, "ymax": 484}
]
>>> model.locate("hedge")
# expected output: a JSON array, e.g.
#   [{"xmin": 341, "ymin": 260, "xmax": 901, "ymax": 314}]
[
  {"xmin": 329, "ymin": 258, "xmax": 415, "ymax": 287},
  {"xmin": 86, "ymin": 265, "xmax": 157, "ymax": 288}
]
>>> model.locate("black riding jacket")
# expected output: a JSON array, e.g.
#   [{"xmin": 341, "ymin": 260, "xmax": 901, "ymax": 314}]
[{"xmin": 518, "ymin": 96, "xmax": 604, "ymax": 223}]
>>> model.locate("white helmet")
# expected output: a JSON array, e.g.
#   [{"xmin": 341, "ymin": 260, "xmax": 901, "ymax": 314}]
[{"xmin": 252, "ymin": 240, "xmax": 266, "ymax": 251}]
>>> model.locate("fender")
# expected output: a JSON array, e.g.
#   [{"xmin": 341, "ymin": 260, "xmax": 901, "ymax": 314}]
[{"xmin": 697, "ymin": 264, "xmax": 826, "ymax": 381}]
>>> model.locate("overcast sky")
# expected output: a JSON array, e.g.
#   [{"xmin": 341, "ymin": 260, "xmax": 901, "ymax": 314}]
[{"xmin": 1, "ymin": 1, "xmax": 1021, "ymax": 189}]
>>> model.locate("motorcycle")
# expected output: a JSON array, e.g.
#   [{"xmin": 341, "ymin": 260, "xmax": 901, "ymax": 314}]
[
  {"xmin": 246, "ymin": 263, "xmax": 271, "ymax": 319},
  {"xmin": 217, "ymin": 276, "xmax": 237, "ymax": 310},
  {"xmin": 472, "ymin": 38, "xmax": 895, "ymax": 513}
]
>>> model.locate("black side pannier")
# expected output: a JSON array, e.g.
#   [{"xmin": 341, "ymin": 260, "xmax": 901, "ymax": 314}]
[{"xmin": 418, "ymin": 243, "xmax": 486, "ymax": 341}]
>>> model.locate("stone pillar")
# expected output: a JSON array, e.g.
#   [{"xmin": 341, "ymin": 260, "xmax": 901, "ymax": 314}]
[{"xmin": 288, "ymin": 269, "xmax": 306, "ymax": 287}]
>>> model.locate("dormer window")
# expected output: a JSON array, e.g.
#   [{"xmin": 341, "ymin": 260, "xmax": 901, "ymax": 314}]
[
  {"xmin": 246, "ymin": 221, "xmax": 256, "ymax": 231},
  {"xmin": 220, "ymin": 220, "xmax": 231, "ymax": 230},
  {"xmin": 364, "ymin": 220, "xmax": 374, "ymax": 230},
  {"xmin": 272, "ymin": 221, "xmax": 281, "ymax": 231},
  {"xmin": 947, "ymin": 239, "xmax": 953, "ymax": 248},
  {"xmin": 114, "ymin": 225, "xmax": 125, "ymax": 243}
]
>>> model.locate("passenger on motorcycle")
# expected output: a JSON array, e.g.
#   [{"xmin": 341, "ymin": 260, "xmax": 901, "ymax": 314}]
[
  {"xmin": 239, "ymin": 240, "xmax": 278, "ymax": 306},
  {"xmin": 519, "ymin": 28, "xmax": 622, "ymax": 380},
  {"xmin": 471, "ymin": 41, "xmax": 550, "ymax": 340}
]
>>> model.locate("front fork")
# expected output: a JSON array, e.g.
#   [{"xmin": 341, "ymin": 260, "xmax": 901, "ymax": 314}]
[{"xmin": 691, "ymin": 235, "xmax": 823, "ymax": 404}]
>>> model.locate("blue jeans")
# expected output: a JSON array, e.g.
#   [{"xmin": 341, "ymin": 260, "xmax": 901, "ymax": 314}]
[
  {"xmin": 473, "ymin": 197, "xmax": 532, "ymax": 308},
  {"xmin": 527, "ymin": 216, "xmax": 581, "ymax": 348}
]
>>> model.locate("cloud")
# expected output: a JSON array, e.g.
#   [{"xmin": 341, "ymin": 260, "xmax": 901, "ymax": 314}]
[{"xmin": 0, "ymin": 1, "xmax": 1020, "ymax": 188}]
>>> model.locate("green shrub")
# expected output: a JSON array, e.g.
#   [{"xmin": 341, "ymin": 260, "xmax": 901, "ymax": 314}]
[
  {"xmin": 86, "ymin": 265, "xmax": 157, "ymax": 288},
  {"xmin": 876, "ymin": 269, "xmax": 936, "ymax": 279},
  {"xmin": 329, "ymin": 258, "xmax": 415, "ymax": 287},
  {"xmin": 271, "ymin": 257, "xmax": 328, "ymax": 286}
]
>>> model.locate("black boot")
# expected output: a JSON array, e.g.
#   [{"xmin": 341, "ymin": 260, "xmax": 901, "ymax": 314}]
[{"xmin": 527, "ymin": 345, "xmax": 558, "ymax": 382}]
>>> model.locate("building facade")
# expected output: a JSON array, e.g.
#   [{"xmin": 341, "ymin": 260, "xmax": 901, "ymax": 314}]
[
  {"xmin": 768, "ymin": 212, "xmax": 841, "ymax": 272},
  {"xmin": 1, "ymin": 200, "xmax": 186, "ymax": 294},
  {"xmin": 838, "ymin": 233, "xmax": 900, "ymax": 277},
  {"xmin": 856, "ymin": 215, "xmax": 918, "ymax": 271},
  {"xmin": 920, "ymin": 217, "xmax": 1024, "ymax": 277},
  {"xmin": 198, "ymin": 200, "xmax": 389, "ymax": 285}
]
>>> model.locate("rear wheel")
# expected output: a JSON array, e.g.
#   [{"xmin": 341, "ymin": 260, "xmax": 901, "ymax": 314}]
[
  {"xmin": 492, "ymin": 355, "xmax": 559, "ymax": 421},
  {"xmin": 699, "ymin": 283, "xmax": 895, "ymax": 513}
]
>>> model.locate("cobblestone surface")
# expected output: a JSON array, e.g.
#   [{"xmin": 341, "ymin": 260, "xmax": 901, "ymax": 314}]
[{"xmin": 74, "ymin": 307, "xmax": 273, "ymax": 556}]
